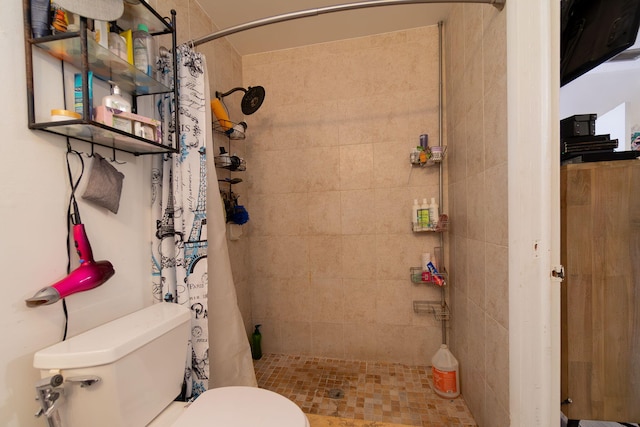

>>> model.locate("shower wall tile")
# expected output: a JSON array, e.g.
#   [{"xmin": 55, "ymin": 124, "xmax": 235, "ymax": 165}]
[
  {"xmin": 483, "ymin": 77, "xmax": 508, "ymax": 170},
  {"xmin": 467, "ymin": 238, "xmax": 486, "ymax": 309},
  {"xmin": 339, "ymin": 144, "xmax": 373, "ymax": 190},
  {"xmin": 309, "ymin": 236, "xmax": 343, "ymax": 279},
  {"xmin": 249, "ymin": 193, "xmax": 309, "ymax": 236},
  {"xmin": 465, "ymin": 99, "xmax": 485, "ymax": 177},
  {"xmin": 278, "ymin": 278, "xmax": 313, "ymax": 323},
  {"xmin": 485, "ymin": 243, "xmax": 508, "ymax": 329},
  {"xmin": 466, "ymin": 172, "xmax": 486, "ymax": 241},
  {"xmin": 462, "ymin": 46, "xmax": 484, "ymax": 115},
  {"xmin": 305, "ymin": 146, "xmax": 341, "ymax": 192},
  {"xmin": 482, "ymin": 9, "xmax": 508, "ymax": 100},
  {"xmin": 249, "ymin": 235, "xmax": 309, "ymax": 279},
  {"xmin": 485, "ymin": 315, "xmax": 509, "ymax": 410},
  {"xmin": 340, "ymin": 189, "xmax": 377, "ymax": 235},
  {"xmin": 375, "ymin": 279, "xmax": 412, "ymax": 326},
  {"xmin": 467, "ymin": 300, "xmax": 486, "ymax": 380},
  {"xmin": 280, "ymin": 320, "xmax": 313, "ymax": 355},
  {"xmin": 341, "ymin": 235, "xmax": 378, "ymax": 280},
  {"xmin": 308, "ymin": 191, "xmax": 342, "ymax": 235},
  {"xmin": 311, "ymin": 322, "xmax": 345, "ymax": 359},
  {"xmin": 484, "ymin": 163, "xmax": 508, "ymax": 247},
  {"xmin": 310, "ymin": 277, "xmax": 345, "ymax": 323},
  {"xmin": 343, "ymin": 279, "xmax": 377, "ymax": 324},
  {"xmin": 344, "ymin": 322, "xmax": 379, "ymax": 361}
]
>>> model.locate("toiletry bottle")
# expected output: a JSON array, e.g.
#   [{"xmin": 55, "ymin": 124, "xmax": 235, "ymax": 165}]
[
  {"xmin": 228, "ymin": 121, "xmax": 247, "ymax": 139},
  {"xmin": 429, "ymin": 197, "xmax": 439, "ymax": 229},
  {"xmin": 109, "ymin": 32, "xmax": 128, "ymax": 62},
  {"xmin": 419, "ymin": 198, "xmax": 430, "ymax": 230},
  {"xmin": 133, "ymin": 23, "xmax": 156, "ymax": 76},
  {"xmin": 421, "ymin": 252, "xmax": 431, "ymax": 282},
  {"xmin": 102, "ymin": 85, "xmax": 131, "ymax": 113},
  {"xmin": 251, "ymin": 324, "xmax": 263, "ymax": 360},
  {"xmin": 412, "ymin": 199, "xmax": 420, "ymax": 231}
]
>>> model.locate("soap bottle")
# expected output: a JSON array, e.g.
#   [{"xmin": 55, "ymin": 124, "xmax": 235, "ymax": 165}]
[
  {"xmin": 251, "ymin": 324, "xmax": 263, "ymax": 360},
  {"xmin": 412, "ymin": 199, "xmax": 420, "ymax": 231},
  {"xmin": 419, "ymin": 198, "xmax": 430, "ymax": 230},
  {"xmin": 133, "ymin": 23, "xmax": 156, "ymax": 76},
  {"xmin": 429, "ymin": 197, "xmax": 439, "ymax": 229},
  {"xmin": 102, "ymin": 85, "xmax": 131, "ymax": 112}
]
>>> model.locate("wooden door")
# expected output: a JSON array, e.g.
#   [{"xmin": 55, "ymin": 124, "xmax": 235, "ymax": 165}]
[{"xmin": 561, "ymin": 159, "xmax": 640, "ymax": 421}]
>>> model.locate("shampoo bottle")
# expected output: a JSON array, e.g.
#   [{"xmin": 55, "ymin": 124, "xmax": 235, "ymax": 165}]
[
  {"xmin": 133, "ymin": 23, "xmax": 156, "ymax": 76},
  {"xmin": 419, "ymin": 198, "xmax": 430, "ymax": 231},
  {"xmin": 412, "ymin": 199, "xmax": 420, "ymax": 231},
  {"xmin": 251, "ymin": 324, "xmax": 263, "ymax": 360},
  {"xmin": 429, "ymin": 197, "xmax": 439, "ymax": 229}
]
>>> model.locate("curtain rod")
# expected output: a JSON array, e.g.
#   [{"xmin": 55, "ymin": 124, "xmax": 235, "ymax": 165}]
[{"xmin": 191, "ymin": 0, "xmax": 505, "ymax": 47}]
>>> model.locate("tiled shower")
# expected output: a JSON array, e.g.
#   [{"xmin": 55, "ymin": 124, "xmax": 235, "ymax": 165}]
[{"xmin": 204, "ymin": 2, "xmax": 509, "ymax": 425}]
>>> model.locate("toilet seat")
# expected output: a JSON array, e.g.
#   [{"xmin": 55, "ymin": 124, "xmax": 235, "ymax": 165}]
[{"xmin": 172, "ymin": 386, "xmax": 310, "ymax": 427}]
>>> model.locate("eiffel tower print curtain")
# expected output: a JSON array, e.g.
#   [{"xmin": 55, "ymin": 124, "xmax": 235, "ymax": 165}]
[{"xmin": 151, "ymin": 44, "xmax": 210, "ymax": 399}]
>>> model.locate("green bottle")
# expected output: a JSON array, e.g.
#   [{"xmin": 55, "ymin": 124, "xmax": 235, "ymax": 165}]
[{"xmin": 251, "ymin": 324, "xmax": 262, "ymax": 360}]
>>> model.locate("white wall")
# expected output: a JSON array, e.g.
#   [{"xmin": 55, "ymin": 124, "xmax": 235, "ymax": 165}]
[{"xmin": 1, "ymin": 2, "xmax": 153, "ymax": 425}]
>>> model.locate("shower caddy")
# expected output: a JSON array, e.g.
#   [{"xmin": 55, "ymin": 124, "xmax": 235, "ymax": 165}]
[
  {"xmin": 22, "ymin": 0, "xmax": 180, "ymax": 156},
  {"xmin": 410, "ymin": 21, "xmax": 450, "ymax": 347}
]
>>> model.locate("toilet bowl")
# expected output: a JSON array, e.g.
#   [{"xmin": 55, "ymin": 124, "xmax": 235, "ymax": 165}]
[
  {"xmin": 32, "ymin": 303, "xmax": 308, "ymax": 427},
  {"xmin": 148, "ymin": 386, "xmax": 310, "ymax": 427}
]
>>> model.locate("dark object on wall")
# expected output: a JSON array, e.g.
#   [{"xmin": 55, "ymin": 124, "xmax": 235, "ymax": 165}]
[
  {"xmin": 561, "ymin": 0, "xmax": 640, "ymax": 86},
  {"xmin": 215, "ymin": 86, "xmax": 266, "ymax": 115}
]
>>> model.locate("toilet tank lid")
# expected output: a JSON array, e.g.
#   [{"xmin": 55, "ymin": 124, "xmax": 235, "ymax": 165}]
[{"xmin": 34, "ymin": 303, "xmax": 191, "ymax": 370}]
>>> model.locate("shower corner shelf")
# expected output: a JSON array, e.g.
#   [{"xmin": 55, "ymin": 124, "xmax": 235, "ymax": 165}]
[
  {"xmin": 413, "ymin": 300, "xmax": 450, "ymax": 321},
  {"xmin": 410, "ymin": 267, "xmax": 447, "ymax": 286},
  {"xmin": 411, "ymin": 214, "xmax": 449, "ymax": 233},
  {"xmin": 213, "ymin": 121, "xmax": 246, "ymax": 140}
]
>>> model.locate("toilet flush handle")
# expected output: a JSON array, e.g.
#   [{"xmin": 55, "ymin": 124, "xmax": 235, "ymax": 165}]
[{"xmin": 66, "ymin": 375, "xmax": 101, "ymax": 388}]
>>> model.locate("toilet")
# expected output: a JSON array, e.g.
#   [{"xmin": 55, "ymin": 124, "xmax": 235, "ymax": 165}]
[{"xmin": 33, "ymin": 303, "xmax": 310, "ymax": 427}]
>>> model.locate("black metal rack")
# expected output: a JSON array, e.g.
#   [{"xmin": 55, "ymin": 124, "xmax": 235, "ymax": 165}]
[{"xmin": 23, "ymin": 0, "xmax": 179, "ymax": 156}]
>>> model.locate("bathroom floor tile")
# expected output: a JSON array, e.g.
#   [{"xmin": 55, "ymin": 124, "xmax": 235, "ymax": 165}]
[{"xmin": 254, "ymin": 353, "xmax": 477, "ymax": 427}]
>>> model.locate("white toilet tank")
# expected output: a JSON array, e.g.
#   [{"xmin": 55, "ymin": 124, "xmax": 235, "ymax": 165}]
[{"xmin": 33, "ymin": 303, "xmax": 191, "ymax": 427}]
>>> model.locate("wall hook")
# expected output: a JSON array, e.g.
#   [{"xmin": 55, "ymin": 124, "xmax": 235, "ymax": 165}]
[{"xmin": 110, "ymin": 147, "xmax": 126, "ymax": 164}]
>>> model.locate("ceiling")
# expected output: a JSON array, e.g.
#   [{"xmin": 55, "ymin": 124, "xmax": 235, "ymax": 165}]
[{"xmin": 196, "ymin": 0, "xmax": 453, "ymax": 55}]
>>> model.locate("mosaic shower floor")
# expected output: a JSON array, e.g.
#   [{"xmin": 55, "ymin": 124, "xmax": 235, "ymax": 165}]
[{"xmin": 254, "ymin": 353, "xmax": 477, "ymax": 427}]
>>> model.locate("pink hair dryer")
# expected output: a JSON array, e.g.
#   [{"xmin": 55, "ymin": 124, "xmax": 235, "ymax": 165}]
[{"xmin": 25, "ymin": 224, "xmax": 115, "ymax": 307}]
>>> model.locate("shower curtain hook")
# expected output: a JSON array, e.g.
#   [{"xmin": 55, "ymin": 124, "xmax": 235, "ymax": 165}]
[{"xmin": 87, "ymin": 143, "xmax": 95, "ymax": 158}]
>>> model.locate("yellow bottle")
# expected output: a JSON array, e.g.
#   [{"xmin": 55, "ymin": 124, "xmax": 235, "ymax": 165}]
[{"xmin": 211, "ymin": 98, "xmax": 232, "ymax": 132}]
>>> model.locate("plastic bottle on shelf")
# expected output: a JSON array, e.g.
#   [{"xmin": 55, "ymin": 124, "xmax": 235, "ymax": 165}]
[
  {"xmin": 421, "ymin": 252, "xmax": 431, "ymax": 282},
  {"xmin": 228, "ymin": 121, "xmax": 247, "ymax": 139},
  {"xmin": 429, "ymin": 197, "xmax": 439, "ymax": 229},
  {"xmin": 419, "ymin": 198, "xmax": 430, "ymax": 231},
  {"xmin": 133, "ymin": 23, "xmax": 156, "ymax": 76},
  {"xmin": 431, "ymin": 344, "xmax": 460, "ymax": 398},
  {"xmin": 102, "ymin": 85, "xmax": 131, "ymax": 112},
  {"xmin": 412, "ymin": 199, "xmax": 420, "ymax": 231}
]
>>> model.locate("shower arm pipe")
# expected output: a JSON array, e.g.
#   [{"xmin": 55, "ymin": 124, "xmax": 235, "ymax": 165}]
[{"xmin": 190, "ymin": 0, "xmax": 504, "ymax": 47}]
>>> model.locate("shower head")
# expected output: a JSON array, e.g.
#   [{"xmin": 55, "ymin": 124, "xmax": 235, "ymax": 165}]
[{"xmin": 216, "ymin": 86, "xmax": 266, "ymax": 115}]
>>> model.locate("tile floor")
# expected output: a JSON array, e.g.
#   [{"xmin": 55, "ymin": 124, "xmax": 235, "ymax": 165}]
[{"xmin": 254, "ymin": 353, "xmax": 477, "ymax": 427}]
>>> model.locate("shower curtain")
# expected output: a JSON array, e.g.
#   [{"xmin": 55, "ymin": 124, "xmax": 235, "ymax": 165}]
[{"xmin": 151, "ymin": 44, "xmax": 256, "ymax": 400}]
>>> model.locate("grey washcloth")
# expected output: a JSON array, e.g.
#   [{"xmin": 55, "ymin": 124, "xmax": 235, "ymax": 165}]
[{"xmin": 82, "ymin": 153, "xmax": 125, "ymax": 214}]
